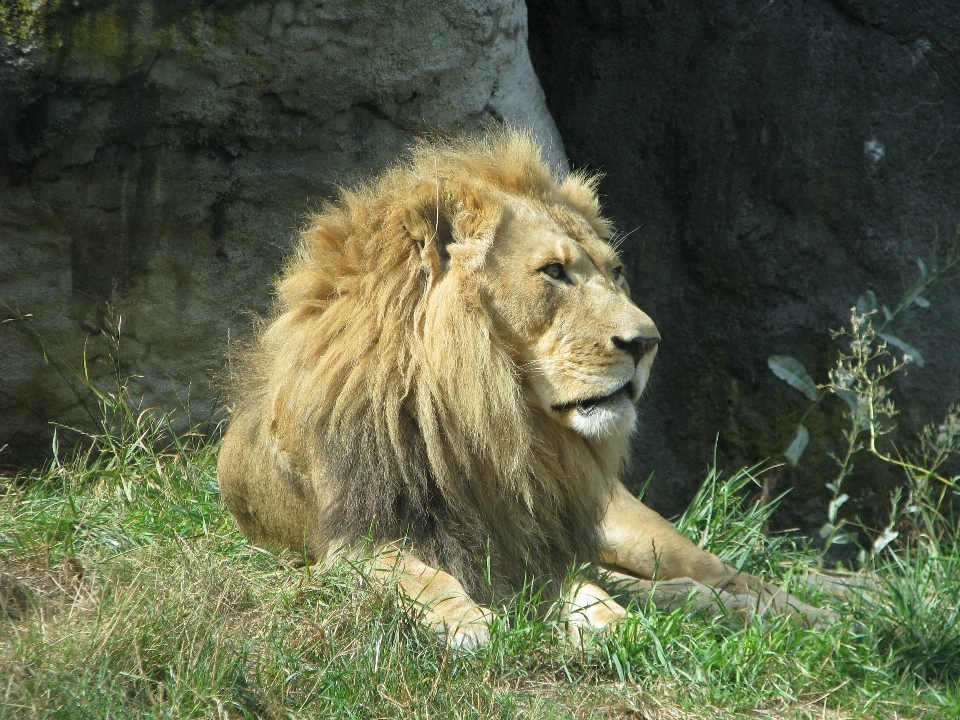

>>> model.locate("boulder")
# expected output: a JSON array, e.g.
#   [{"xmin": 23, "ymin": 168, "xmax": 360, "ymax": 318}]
[{"xmin": 0, "ymin": 0, "xmax": 564, "ymax": 463}]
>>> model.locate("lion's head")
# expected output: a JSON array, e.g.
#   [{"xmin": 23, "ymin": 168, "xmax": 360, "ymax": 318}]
[
  {"xmin": 457, "ymin": 184, "xmax": 659, "ymax": 442},
  {"xmin": 221, "ymin": 130, "xmax": 659, "ymax": 600}
]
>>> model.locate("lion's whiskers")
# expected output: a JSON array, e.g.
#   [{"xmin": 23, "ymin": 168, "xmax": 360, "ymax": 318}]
[
  {"xmin": 518, "ymin": 359, "xmax": 553, "ymax": 373},
  {"xmin": 609, "ymin": 225, "xmax": 640, "ymax": 252}
]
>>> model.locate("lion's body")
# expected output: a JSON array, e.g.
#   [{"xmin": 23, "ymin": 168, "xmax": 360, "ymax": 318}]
[
  {"xmin": 219, "ymin": 133, "xmax": 631, "ymax": 601},
  {"xmin": 219, "ymin": 130, "xmax": 831, "ymax": 647}
]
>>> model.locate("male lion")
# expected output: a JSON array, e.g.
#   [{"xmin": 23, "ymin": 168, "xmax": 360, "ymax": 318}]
[{"xmin": 218, "ymin": 130, "xmax": 830, "ymax": 649}]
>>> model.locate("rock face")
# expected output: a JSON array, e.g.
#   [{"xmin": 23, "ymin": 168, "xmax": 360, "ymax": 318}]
[
  {"xmin": 527, "ymin": 0, "xmax": 960, "ymax": 531},
  {"xmin": 0, "ymin": 0, "xmax": 564, "ymax": 463}
]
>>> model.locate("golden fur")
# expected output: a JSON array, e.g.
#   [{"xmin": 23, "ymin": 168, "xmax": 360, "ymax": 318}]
[
  {"xmin": 219, "ymin": 129, "xmax": 832, "ymax": 647},
  {"xmin": 220, "ymin": 131, "xmax": 637, "ymax": 599}
]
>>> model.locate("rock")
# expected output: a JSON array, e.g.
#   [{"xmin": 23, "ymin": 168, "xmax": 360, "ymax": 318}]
[
  {"xmin": 527, "ymin": 0, "xmax": 960, "ymax": 533},
  {"xmin": 0, "ymin": 0, "xmax": 564, "ymax": 463}
]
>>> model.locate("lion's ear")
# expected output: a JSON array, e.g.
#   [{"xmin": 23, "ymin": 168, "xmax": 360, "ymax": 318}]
[{"xmin": 403, "ymin": 181, "xmax": 455, "ymax": 282}]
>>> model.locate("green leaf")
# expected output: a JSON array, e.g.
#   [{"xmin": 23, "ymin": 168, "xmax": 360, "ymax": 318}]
[
  {"xmin": 918, "ymin": 257, "xmax": 929, "ymax": 280},
  {"xmin": 856, "ymin": 290, "xmax": 878, "ymax": 314},
  {"xmin": 913, "ymin": 295, "xmax": 931, "ymax": 308},
  {"xmin": 879, "ymin": 333, "xmax": 925, "ymax": 367},
  {"xmin": 902, "ymin": 276, "xmax": 927, "ymax": 308},
  {"xmin": 768, "ymin": 356, "xmax": 819, "ymax": 401},
  {"xmin": 882, "ymin": 305, "xmax": 894, "ymax": 322},
  {"xmin": 872, "ymin": 528, "xmax": 899, "ymax": 555},
  {"xmin": 828, "ymin": 493, "xmax": 850, "ymax": 523},
  {"xmin": 783, "ymin": 424, "xmax": 809, "ymax": 467}
]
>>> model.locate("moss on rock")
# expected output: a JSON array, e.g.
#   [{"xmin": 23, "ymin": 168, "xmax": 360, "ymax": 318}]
[{"xmin": 0, "ymin": 0, "xmax": 62, "ymax": 46}]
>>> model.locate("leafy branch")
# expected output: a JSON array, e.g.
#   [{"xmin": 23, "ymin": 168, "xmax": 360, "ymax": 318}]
[{"xmin": 767, "ymin": 232, "xmax": 960, "ymax": 555}]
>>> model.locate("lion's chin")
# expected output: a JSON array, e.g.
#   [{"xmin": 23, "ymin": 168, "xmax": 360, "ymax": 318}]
[
  {"xmin": 568, "ymin": 395, "xmax": 637, "ymax": 439},
  {"xmin": 553, "ymin": 388, "xmax": 638, "ymax": 440}
]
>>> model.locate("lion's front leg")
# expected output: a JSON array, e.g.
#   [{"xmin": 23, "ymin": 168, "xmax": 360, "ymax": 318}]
[
  {"xmin": 599, "ymin": 482, "xmax": 834, "ymax": 626},
  {"xmin": 369, "ymin": 547, "xmax": 494, "ymax": 651}
]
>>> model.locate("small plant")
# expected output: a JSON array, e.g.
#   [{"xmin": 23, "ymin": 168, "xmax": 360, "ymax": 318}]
[{"xmin": 767, "ymin": 227, "xmax": 960, "ymax": 554}]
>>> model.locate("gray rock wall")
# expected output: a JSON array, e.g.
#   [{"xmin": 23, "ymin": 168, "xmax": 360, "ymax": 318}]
[
  {"xmin": 527, "ymin": 0, "xmax": 960, "ymax": 532},
  {"xmin": 0, "ymin": 0, "xmax": 564, "ymax": 463}
]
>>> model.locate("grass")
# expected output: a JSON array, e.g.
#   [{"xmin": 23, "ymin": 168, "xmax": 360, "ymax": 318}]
[{"xmin": 1, "ymin": 400, "xmax": 958, "ymax": 719}]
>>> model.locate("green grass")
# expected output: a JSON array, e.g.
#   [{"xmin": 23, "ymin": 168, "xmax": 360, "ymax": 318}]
[{"xmin": 1, "ymin": 406, "xmax": 958, "ymax": 719}]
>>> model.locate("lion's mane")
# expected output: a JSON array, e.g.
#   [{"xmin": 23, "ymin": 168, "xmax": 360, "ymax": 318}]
[{"xmin": 229, "ymin": 131, "xmax": 630, "ymax": 601}]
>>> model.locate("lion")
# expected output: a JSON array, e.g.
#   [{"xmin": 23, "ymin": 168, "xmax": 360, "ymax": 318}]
[{"xmin": 217, "ymin": 129, "xmax": 832, "ymax": 649}]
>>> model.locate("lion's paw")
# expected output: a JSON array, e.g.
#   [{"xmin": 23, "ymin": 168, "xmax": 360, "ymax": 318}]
[
  {"xmin": 442, "ymin": 606, "xmax": 495, "ymax": 653},
  {"xmin": 564, "ymin": 582, "xmax": 627, "ymax": 643},
  {"xmin": 447, "ymin": 621, "xmax": 491, "ymax": 652}
]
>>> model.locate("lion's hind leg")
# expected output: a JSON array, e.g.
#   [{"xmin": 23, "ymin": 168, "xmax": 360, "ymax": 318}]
[{"xmin": 368, "ymin": 547, "xmax": 494, "ymax": 652}]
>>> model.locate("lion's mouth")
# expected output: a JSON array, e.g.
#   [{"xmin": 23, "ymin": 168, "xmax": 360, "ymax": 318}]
[{"xmin": 551, "ymin": 380, "xmax": 634, "ymax": 416}]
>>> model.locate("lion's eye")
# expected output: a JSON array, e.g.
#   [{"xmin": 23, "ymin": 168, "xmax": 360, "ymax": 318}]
[
  {"xmin": 613, "ymin": 265, "xmax": 625, "ymax": 282},
  {"xmin": 540, "ymin": 263, "xmax": 569, "ymax": 282}
]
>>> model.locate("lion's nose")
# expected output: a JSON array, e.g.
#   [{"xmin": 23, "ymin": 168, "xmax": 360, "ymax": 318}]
[{"xmin": 612, "ymin": 334, "xmax": 660, "ymax": 366}]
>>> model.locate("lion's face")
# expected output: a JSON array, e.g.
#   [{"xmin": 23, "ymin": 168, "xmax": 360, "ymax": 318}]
[{"xmin": 479, "ymin": 198, "xmax": 660, "ymax": 440}]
